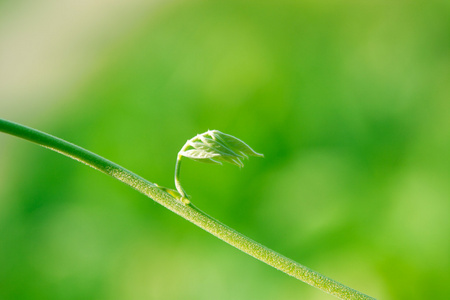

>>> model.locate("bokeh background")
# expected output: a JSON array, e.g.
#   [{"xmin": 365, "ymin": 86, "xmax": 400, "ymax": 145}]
[{"xmin": 1, "ymin": 1, "xmax": 449, "ymax": 299}]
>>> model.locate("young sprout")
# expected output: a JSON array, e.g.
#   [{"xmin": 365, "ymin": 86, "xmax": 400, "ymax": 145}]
[
  {"xmin": 0, "ymin": 118, "xmax": 377, "ymax": 299},
  {"xmin": 174, "ymin": 130, "xmax": 263, "ymax": 204}
]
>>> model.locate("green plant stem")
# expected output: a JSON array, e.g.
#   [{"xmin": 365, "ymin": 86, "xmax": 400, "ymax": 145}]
[
  {"xmin": 0, "ymin": 118, "xmax": 375, "ymax": 300},
  {"xmin": 175, "ymin": 152, "xmax": 187, "ymax": 199}
]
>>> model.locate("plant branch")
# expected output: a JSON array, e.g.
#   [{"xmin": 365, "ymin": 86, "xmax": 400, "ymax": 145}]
[{"xmin": 0, "ymin": 118, "xmax": 375, "ymax": 300}]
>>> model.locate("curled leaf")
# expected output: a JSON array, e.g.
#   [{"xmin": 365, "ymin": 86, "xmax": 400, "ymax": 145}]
[
  {"xmin": 174, "ymin": 130, "xmax": 264, "ymax": 202},
  {"xmin": 178, "ymin": 130, "xmax": 263, "ymax": 167}
]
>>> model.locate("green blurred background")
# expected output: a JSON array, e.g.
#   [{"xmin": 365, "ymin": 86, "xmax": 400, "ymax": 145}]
[{"xmin": 1, "ymin": 1, "xmax": 449, "ymax": 299}]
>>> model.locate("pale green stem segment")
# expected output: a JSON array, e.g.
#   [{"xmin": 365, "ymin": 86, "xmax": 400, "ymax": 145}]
[
  {"xmin": 174, "ymin": 142, "xmax": 189, "ymax": 201},
  {"xmin": 0, "ymin": 118, "xmax": 376, "ymax": 300}
]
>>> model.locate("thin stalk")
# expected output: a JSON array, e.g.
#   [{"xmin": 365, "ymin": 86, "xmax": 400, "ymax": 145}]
[
  {"xmin": 0, "ymin": 118, "xmax": 375, "ymax": 300},
  {"xmin": 175, "ymin": 150, "xmax": 187, "ymax": 200},
  {"xmin": 174, "ymin": 154, "xmax": 183, "ymax": 196}
]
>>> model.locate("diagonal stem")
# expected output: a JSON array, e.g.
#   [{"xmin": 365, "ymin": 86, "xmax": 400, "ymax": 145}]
[{"xmin": 0, "ymin": 118, "xmax": 376, "ymax": 300}]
